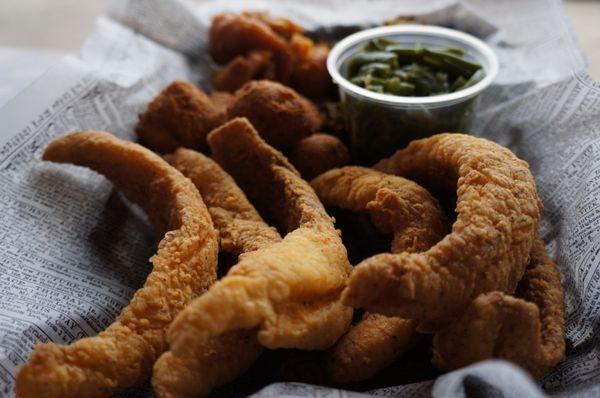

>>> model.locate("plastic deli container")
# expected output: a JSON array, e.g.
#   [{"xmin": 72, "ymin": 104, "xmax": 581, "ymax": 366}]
[{"xmin": 327, "ymin": 25, "xmax": 498, "ymax": 165}]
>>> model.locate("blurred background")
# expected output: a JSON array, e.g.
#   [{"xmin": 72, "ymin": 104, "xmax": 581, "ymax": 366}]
[{"xmin": 0, "ymin": 0, "xmax": 598, "ymax": 79}]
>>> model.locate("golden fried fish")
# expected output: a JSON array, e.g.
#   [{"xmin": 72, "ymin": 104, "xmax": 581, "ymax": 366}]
[
  {"xmin": 16, "ymin": 131, "xmax": 218, "ymax": 398},
  {"xmin": 343, "ymin": 134, "xmax": 541, "ymax": 330}
]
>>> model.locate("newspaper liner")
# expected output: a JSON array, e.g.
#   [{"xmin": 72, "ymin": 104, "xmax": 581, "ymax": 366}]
[{"xmin": 0, "ymin": 0, "xmax": 598, "ymax": 397}]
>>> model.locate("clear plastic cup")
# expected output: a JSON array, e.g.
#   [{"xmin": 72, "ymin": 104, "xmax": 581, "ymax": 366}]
[{"xmin": 327, "ymin": 25, "xmax": 498, "ymax": 165}]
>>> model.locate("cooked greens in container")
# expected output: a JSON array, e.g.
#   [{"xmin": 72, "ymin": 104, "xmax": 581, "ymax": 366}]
[{"xmin": 327, "ymin": 25, "xmax": 498, "ymax": 165}]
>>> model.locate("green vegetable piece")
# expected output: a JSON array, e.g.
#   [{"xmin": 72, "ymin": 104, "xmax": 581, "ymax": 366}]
[
  {"xmin": 423, "ymin": 48, "xmax": 481, "ymax": 76},
  {"xmin": 365, "ymin": 84, "xmax": 384, "ymax": 93},
  {"xmin": 450, "ymin": 75, "xmax": 468, "ymax": 92},
  {"xmin": 346, "ymin": 39, "xmax": 484, "ymax": 97},
  {"xmin": 398, "ymin": 82, "xmax": 416, "ymax": 96},
  {"xmin": 445, "ymin": 47, "xmax": 464, "ymax": 56},
  {"xmin": 366, "ymin": 76, "xmax": 389, "ymax": 86},
  {"xmin": 365, "ymin": 38, "xmax": 396, "ymax": 51},
  {"xmin": 347, "ymin": 51, "xmax": 397, "ymax": 76},
  {"xmin": 383, "ymin": 77, "xmax": 401, "ymax": 94},
  {"xmin": 358, "ymin": 62, "xmax": 392, "ymax": 77},
  {"xmin": 462, "ymin": 69, "xmax": 485, "ymax": 88},
  {"xmin": 350, "ymin": 76, "xmax": 367, "ymax": 86}
]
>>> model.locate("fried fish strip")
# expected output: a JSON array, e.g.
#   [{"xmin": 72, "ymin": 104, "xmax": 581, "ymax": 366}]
[
  {"xmin": 312, "ymin": 167, "xmax": 447, "ymax": 382},
  {"xmin": 153, "ymin": 149, "xmax": 282, "ymax": 397},
  {"xmin": 165, "ymin": 148, "xmax": 281, "ymax": 256},
  {"xmin": 164, "ymin": 118, "xmax": 353, "ymax": 361},
  {"xmin": 16, "ymin": 131, "xmax": 218, "ymax": 398},
  {"xmin": 342, "ymin": 134, "xmax": 541, "ymax": 329},
  {"xmin": 432, "ymin": 237, "xmax": 565, "ymax": 378}
]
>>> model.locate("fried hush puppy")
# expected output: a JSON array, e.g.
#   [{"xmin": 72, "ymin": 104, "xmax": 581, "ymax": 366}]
[
  {"xmin": 342, "ymin": 134, "xmax": 541, "ymax": 330},
  {"xmin": 16, "ymin": 132, "xmax": 218, "ymax": 398},
  {"xmin": 312, "ymin": 167, "xmax": 447, "ymax": 382},
  {"xmin": 227, "ymin": 80, "xmax": 322, "ymax": 151},
  {"xmin": 135, "ymin": 80, "xmax": 225, "ymax": 153},
  {"xmin": 209, "ymin": 12, "xmax": 333, "ymax": 98},
  {"xmin": 290, "ymin": 134, "xmax": 350, "ymax": 181},
  {"xmin": 136, "ymin": 80, "xmax": 322, "ymax": 154},
  {"xmin": 153, "ymin": 119, "xmax": 353, "ymax": 397},
  {"xmin": 155, "ymin": 149, "xmax": 282, "ymax": 398},
  {"xmin": 433, "ymin": 237, "xmax": 565, "ymax": 378}
]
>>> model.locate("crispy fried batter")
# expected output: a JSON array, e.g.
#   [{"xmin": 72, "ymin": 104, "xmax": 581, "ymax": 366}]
[
  {"xmin": 227, "ymin": 80, "xmax": 322, "ymax": 152},
  {"xmin": 15, "ymin": 131, "xmax": 218, "ymax": 398},
  {"xmin": 312, "ymin": 166, "xmax": 447, "ymax": 382},
  {"xmin": 290, "ymin": 38, "xmax": 333, "ymax": 99},
  {"xmin": 245, "ymin": 11, "xmax": 303, "ymax": 40},
  {"xmin": 209, "ymin": 13, "xmax": 293, "ymax": 82},
  {"xmin": 432, "ymin": 237, "xmax": 565, "ymax": 378},
  {"xmin": 135, "ymin": 81, "xmax": 224, "ymax": 153},
  {"xmin": 165, "ymin": 148, "xmax": 281, "ymax": 256},
  {"xmin": 312, "ymin": 167, "xmax": 448, "ymax": 253},
  {"xmin": 212, "ymin": 50, "xmax": 273, "ymax": 92},
  {"xmin": 341, "ymin": 134, "xmax": 541, "ymax": 329},
  {"xmin": 164, "ymin": 118, "xmax": 352, "ymax": 362},
  {"xmin": 327, "ymin": 314, "xmax": 419, "ymax": 383},
  {"xmin": 209, "ymin": 91, "xmax": 234, "ymax": 123},
  {"xmin": 154, "ymin": 149, "xmax": 282, "ymax": 397},
  {"xmin": 208, "ymin": 13, "xmax": 333, "ymax": 98},
  {"xmin": 290, "ymin": 134, "xmax": 350, "ymax": 180}
]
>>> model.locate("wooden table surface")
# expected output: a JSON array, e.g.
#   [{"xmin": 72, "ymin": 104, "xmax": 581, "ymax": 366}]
[{"xmin": 0, "ymin": 0, "xmax": 598, "ymax": 79}]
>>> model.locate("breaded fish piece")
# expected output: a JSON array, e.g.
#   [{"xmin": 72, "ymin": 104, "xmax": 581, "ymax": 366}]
[
  {"xmin": 165, "ymin": 148, "xmax": 281, "ymax": 256},
  {"xmin": 135, "ymin": 81, "xmax": 225, "ymax": 153},
  {"xmin": 342, "ymin": 134, "xmax": 541, "ymax": 329},
  {"xmin": 327, "ymin": 314, "xmax": 419, "ymax": 383},
  {"xmin": 312, "ymin": 167, "xmax": 448, "ymax": 254},
  {"xmin": 165, "ymin": 118, "xmax": 353, "ymax": 359},
  {"xmin": 312, "ymin": 167, "xmax": 447, "ymax": 382},
  {"xmin": 16, "ymin": 132, "xmax": 218, "ymax": 398},
  {"xmin": 154, "ymin": 149, "xmax": 282, "ymax": 397},
  {"xmin": 432, "ymin": 237, "xmax": 565, "ymax": 378}
]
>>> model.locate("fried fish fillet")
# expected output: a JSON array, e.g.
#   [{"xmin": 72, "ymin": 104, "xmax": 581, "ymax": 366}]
[
  {"xmin": 312, "ymin": 167, "xmax": 447, "ymax": 382},
  {"xmin": 165, "ymin": 148, "xmax": 281, "ymax": 256},
  {"xmin": 312, "ymin": 167, "xmax": 448, "ymax": 254},
  {"xmin": 16, "ymin": 132, "xmax": 218, "ymax": 398},
  {"xmin": 342, "ymin": 134, "xmax": 541, "ymax": 329},
  {"xmin": 432, "ymin": 237, "xmax": 565, "ymax": 378},
  {"xmin": 153, "ymin": 149, "xmax": 282, "ymax": 398},
  {"xmin": 164, "ymin": 118, "xmax": 352, "ymax": 362}
]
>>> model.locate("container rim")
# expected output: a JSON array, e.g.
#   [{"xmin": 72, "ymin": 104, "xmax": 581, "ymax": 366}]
[{"xmin": 327, "ymin": 24, "xmax": 499, "ymax": 106}]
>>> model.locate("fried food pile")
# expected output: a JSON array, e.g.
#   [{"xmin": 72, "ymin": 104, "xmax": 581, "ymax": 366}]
[
  {"xmin": 209, "ymin": 12, "xmax": 334, "ymax": 98},
  {"xmin": 15, "ymin": 12, "xmax": 565, "ymax": 398},
  {"xmin": 136, "ymin": 79, "xmax": 349, "ymax": 178},
  {"xmin": 312, "ymin": 166, "xmax": 448, "ymax": 382},
  {"xmin": 16, "ymin": 132, "xmax": 219, "ymax": 398}
]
